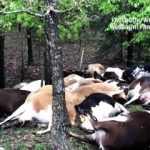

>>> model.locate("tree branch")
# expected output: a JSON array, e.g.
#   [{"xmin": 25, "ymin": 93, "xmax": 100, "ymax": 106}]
[
  {"xmin": 0, "ymin": 5, "xmax": 79, "ymax": 17},
  {"xmin": 0, "ymin": 9, "xmax": 45, "ymax": 17}
]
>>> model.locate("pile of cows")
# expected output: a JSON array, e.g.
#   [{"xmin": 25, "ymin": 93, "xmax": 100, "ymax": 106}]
[{"xmin": 0, "ymin": 63, "xmax": 150, "ymax": 149}]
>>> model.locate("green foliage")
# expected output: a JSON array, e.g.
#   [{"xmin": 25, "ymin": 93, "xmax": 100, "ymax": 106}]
[
  {"xmin": 57, "ymin": 0, "xmax": 90, "ymax": 40},
  {"xmin": 97, "ymin": 0, "xmax": 150, "ymax": 50},
  {"xmin": 132, "ymin": 31, "xmax": 150, "ymax": 43},
  {"xmin": 0, "ymin": 0, "xmax": 44, "ymax": 35},
  {"xmin": 0, "ymin": 0, "xmax": 91, "ymax": 39},
  {"xmin": 122, "ymin": 41, "xmax": 130, "ymax": 49},
  {"xmin": 1, "ymin": 0, "xmax": 150, "ymax": 48},
  {"xmin": 98, "ymin": 1, "xmax": 120, "ymax": 14}
]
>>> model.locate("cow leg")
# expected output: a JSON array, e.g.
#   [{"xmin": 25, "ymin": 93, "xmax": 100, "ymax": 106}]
[
  {"xmin": 69, "ymin": 130, "xmax": 106, "ymax": 150},
  {"xmin": 36, "ymin": 117, "xmax": 52, "ymax": 135},
  {"xmin": 36, "ymin": 108, "xmax": 53, "ymax": 135},
  {"xmin": 124, "ymin": 93, "xmax": 140, "ymax": 106},
  {"xmin": 69, "ymin": 130, "xmax": 96, "ymax": 142}
]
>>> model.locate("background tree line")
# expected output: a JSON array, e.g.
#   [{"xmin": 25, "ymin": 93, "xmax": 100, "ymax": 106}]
[{"xmin": 1, "ymin": 0, "xmax": 150, "ymax": 87}]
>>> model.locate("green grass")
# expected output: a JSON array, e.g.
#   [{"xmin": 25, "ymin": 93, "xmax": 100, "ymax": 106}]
[
  {"xmin": 34, "ymin": 143, "xmax": 50, "ymax": 150},
  {"xmin": 15, "ymin": 144, "xmax": 28, "ymax": 150},
  {"xmin": 1, "ymin": 134, "xmax": 11, "ymax": 150},
  {"xmin": 127, "ymin": 104, "xmax": 143, "ymax": 112},
  {"xmin": 0, "ymin": 126, "xmax": 95, "ymax": 150},
  {"xmin": 70, "ymin": 138, "xmax": 95, "ymax": 150}
]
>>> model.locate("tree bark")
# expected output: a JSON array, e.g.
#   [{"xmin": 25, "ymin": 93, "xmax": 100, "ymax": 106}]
[
  {"xmin": 126, "ymin": 31, "xmax": 133, "ymax": 67},
  {"xmin": 43, "ymin": 43, "xmax": 52, "ymax": 84},
  {"xmin": 45, "ymin": 0, "xmax": 70, "ymax": 149},
  {"xmin": 0, "ymin": 31, "xmax": 5, "ymax": 88},
  {"xmin": 27, "ymin": 29, "xmax": 34, "ymax": 66}
]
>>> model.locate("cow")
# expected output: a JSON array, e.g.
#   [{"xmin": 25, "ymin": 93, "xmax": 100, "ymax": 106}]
[
  {"xmin": 69, "ymin": 111, "xmax": 150, "ymax": 150},
  {"xmin": 0, "ymin": 89, "xmax": 30, "ymax": 116},
  {"xmin": 14, "ymin": 74, "xmax": 84, "ymax": 93},
  {"xmin": 0, "ymin": 85, "xmax": 85, "ymax": 133},
  {"xmin": 64, "ymin": 74, "xmax": 84, "ymax": 87},
  {"xmin": 104, "ymin": 67, "xmax": 124, "ymax": 81},
  {"xmin": 13, "ymin": 80, "xmax": 45, "ymax": 92},
  {"xmin": 72, "ymin": 82, "xmax": 127, "ymax": 103},
  {"xmin": 124, "ymin": 77, "xmax": 150, "ymax": 106},
  {"xmin": 122, "ymin": 64, "xmax": 150, "ymax": 83},
  {"xmin": 65, "ymin": 77, "xmax": 102, "ymax": 92},
  {"xmin": 83, "ymin": 63, "xmax": 105, "ymax": 79},
  {"xmin": 75, "ymin": 93, "xmax": 129, "ymax": 131},
  {"xmin": 104, "ymin": 79, "xmax": 128, "ymax": 90}
]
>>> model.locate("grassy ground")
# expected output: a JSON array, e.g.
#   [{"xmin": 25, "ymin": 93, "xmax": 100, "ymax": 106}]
[{"xmin": 0, "ymin": 124, "xmax": 98, "ymax": 150}]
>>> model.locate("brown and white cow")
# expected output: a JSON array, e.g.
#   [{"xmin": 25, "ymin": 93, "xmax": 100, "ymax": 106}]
[
  {"xmin": 69, "ymin": 111, "xmax": 150, "ymax": 150},
  {"xmin": 84, "ymin": 63, "xmax": 105, "ymax": 79},
  {"xmin": 72, "ymin": 82, "xmax": 127, "ymax": 103},
  {"xmin": 0, "ymin": 85, "xmax": 85, "ymax": 133},
  {"xmin": 124, "ymin": 77, "xmax": 150, "ymax": 106}
]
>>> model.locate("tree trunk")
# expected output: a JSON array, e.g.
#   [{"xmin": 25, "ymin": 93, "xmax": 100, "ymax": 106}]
[
  {"xmin": 45, "ymin": 0, "xmax": 70, "ymax": 149},
  {"xmin": 119, "ymin": 31, "xmax": 124, "ymax": 59},
  {"xmin": 0, "ymin": 32, "xmax": 5, "ymax": 88},
  {"xmin": 27, "ymin": 29, "xmax": 34, "ymax": 66},
  {"xmin": 43, "ymin": 43, "xmax": 52, "ymax": 84},
  {"xmin": 126, "ymin": 31, "xmax": 133, "ymax": 67},
  {"xmin": 19, "ymin": 27, "xmax": 24, "ymax": 81}
]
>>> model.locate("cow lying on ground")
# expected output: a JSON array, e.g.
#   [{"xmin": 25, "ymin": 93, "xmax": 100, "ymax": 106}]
[
  {"xmin": 13, "ymin": 74, "xmax": 85, "ymax": 93},
  {"xmin": 103, "ymin": 67, "xmax": 128, "ymax": 93},
  {"xmin": 75, "ymin": 93, "xmax": 128, "ymax": 131},
  {"xmin": 63, "ymin": 64, "xmax": 105, "ymax": 79},
  {"xmin": 69, "ymin": 111, "xmax": 150, "ymax": 150},
  {"xmin": 0, "ymin": 89, "xmax": 30, "ymax": 116},
  {"xmin": 65, "ymin": 78, "xmax": 102, "ymax": 92},
  {"xmin": 83, "ymin": 63, "xmax": 105, "ymax": 79},
  {"xmin": 104, "ymin": 79, "xmax": 128, "ymax": 91},
  {"xmin": 0, "ymin": 85, "xmax": 86, "ymax": 133},
  {"xmin": 64, "ymin": 74, "xmax": 102, "ymax": 92},
  {"xmin": 124, "ymin": 77, "xmax": 150, "ymax": 106},
  {"xmin": 104, "ymin": 67, "xmax": 124, "ymax": 81},
  {"xmin": 13, "ymin": 80, "xmax": 45, "ymax": 92},
  {"xmin": 72, "ymin": 82, "xmax": 127, "ymax": 103},
  {"xmin": 122, "ymin": 64, "xmax": 150, "ymax": 83},
  {"xmin": 64, "ymin": 74, "xmax": 84, "ymax": 87}
]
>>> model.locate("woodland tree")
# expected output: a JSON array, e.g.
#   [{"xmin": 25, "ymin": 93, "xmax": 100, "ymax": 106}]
[
  {"xmin": 0, "ymin": 30, "xmax": 5, "ymax": 88},
  {"xmin": 0, "ymin": 1, "xmax": 71, "ymax": 148},
  {"xmin": 45, "ymin": 0, "xmax": 70, "ymax": 149},
  {"xmin": 26, "ymin": 28, "xmax": 34, "ymax": 66}
]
